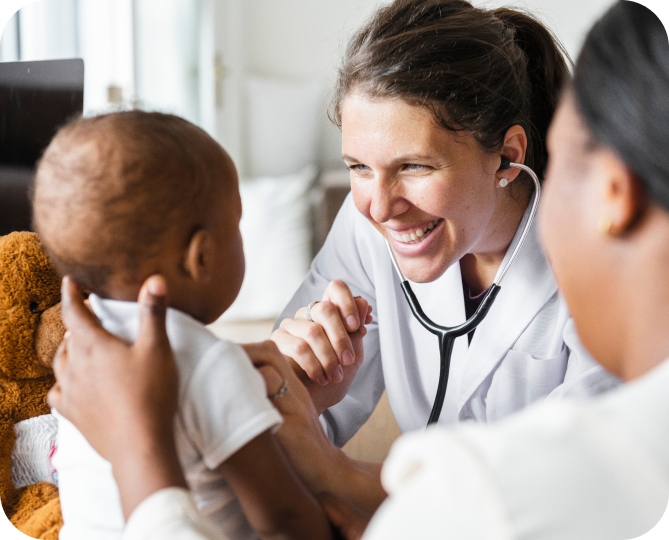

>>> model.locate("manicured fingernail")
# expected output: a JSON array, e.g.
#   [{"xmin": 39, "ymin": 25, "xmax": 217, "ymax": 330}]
[
  {"xmin": 332, "ymin": 366, "xmax": 344, "ymax": 383},
  {"xmin": 342, "ymin": 350, "xmax": 354, "ymax": 366},
  {"xmin": 319, "ymin": 376, "xmax": 329, "ymax": 386},
  {"xmin": 347, "ymin": 316, "xmax": 359, "ymax": 330},
  {"xmin": 64, "ymin": 331, "xmax": 71, "ymax": 339}
]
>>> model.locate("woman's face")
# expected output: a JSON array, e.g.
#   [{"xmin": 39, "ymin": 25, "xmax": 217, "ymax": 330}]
[
  {"xmin": 341, "ymin": 93, "xmax": 513, "ymax": 283},
  {"xmin": 539, "ymin": 93, "xmax": 618, "ymax": 372}
]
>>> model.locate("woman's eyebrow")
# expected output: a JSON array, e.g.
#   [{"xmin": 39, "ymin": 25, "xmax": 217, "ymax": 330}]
[{"xmin": 342, "ymin": 154, "xmax": 439, "ymax": 163}]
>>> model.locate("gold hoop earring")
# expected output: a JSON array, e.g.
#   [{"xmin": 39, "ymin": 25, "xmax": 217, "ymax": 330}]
[{"xmin": 598, "ymin": 217, "xmax": 613, "ymax": 236}]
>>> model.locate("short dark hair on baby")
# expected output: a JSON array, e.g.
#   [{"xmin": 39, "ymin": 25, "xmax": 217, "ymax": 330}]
[{"xmin": 33, "ymin": 111, "xmax": 233, "ymax": 296}]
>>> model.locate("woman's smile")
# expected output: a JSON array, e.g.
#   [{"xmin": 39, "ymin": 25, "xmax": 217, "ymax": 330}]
[{"xmin": 385, "ymin": 218, "xmax": 444, "ymax": 256}]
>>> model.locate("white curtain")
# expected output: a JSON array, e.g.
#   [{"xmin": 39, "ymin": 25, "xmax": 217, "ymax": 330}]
[{"xmin": 0, "ymin": 0, "xmax": 207, "ymax": 128}]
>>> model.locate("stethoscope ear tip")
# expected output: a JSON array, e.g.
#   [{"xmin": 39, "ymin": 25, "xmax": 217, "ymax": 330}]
[{"xmin": 500, "ymin": 156, "xmax": 511, "ymax": 170}]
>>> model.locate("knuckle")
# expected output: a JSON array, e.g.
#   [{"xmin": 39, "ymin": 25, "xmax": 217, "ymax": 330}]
[
  {"xmin": 318, "ymin": 301, "xmax": 337, "ymax": 316},
  {"xmin": 304, "ymin": 324, "xmax": 323, "ymax": 341},
  {"xmin": 292, "ymin": 340, "xmax": 311, "ymax": 357},
  {"xmin": 279, "ymin": 318, "xmax": 297, "ymax": 331}
]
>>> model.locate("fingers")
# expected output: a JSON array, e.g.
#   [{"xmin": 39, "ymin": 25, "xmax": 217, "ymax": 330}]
[
  {"xmin": 47, "ymin": 383, "xmax": 62, "ymax": 410},
  {"xmin": 354, "ymin": 297, "xmax": 373, "ymax": 327},
  {"xmin": 51, "ymin": 332, "xmax": 69, "ymax": 380},
  {"xmin": 323, "ymin": 280, "xmax": 360, "ymax": 332},
  {"xmin": 243, "ymin": 341, "xmax": 296, "ymax": 383},
  {"xmin": 136, "ymin": 275, "xmax": 170, "ymax": 352},
  {"xmin": 256, "ymin": 365, "xmax": 285, "ymax": 398},
  {"xmin": 271, "ymin": 328, "xmax": 329, "ymax": 385},
  {"xmin": 277, "ymin": 314, "xmax": 347, "ymax": 384},
  {"xmin": 60, "ymin": 276, "xmax": 101, "ymax": 334}
]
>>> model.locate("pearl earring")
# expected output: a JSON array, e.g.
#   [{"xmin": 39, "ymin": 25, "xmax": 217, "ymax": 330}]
[
  {"xmin": 499, "ymin": 178, "xmax": 508, "ymax": 188},
  {"xmin": 598, "ymin": 217, "xmax": 613, "ymax": 236}
]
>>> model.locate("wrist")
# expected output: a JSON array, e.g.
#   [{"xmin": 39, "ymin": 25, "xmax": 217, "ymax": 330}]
[{"xmin": 323, "ymin": 449, "xmax": 387, "ymax": 516}]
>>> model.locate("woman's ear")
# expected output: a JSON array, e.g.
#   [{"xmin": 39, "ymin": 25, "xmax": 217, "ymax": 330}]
[
  {"xmin": 497, "ymin": 125, "xmax": 528, "ymax": 186},
  {"xmin": 596, "ymin": 147, "xmax": 646, "ymax": 235},
  {"xmin": 182, "ymin": 229, "xmax": 211, "ymax": 283}
]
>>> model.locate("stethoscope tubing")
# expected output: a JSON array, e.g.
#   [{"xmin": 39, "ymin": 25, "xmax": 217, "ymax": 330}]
[{"xmin": 384, "ymin": 161, "xmax": 542, "ymax": 426}]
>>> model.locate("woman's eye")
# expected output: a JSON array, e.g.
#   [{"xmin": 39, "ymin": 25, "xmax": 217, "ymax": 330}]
[{"xmin": 349, "ymin": 164, "xmax": 370, "ymax": 172}]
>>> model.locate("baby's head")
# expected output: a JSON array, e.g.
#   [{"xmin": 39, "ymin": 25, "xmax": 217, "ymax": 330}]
[{"xmin": 33, "ymin": 111, "xmax": 244, "ymax": 324}]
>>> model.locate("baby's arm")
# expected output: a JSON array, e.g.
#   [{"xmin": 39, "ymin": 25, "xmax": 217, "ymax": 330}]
[{"xmin": 217, "ymin": 429, "xmax": 332, "ymax": 540}]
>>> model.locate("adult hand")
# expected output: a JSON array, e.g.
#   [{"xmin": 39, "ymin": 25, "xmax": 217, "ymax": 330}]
[
  {"xmin": 48, "ymin": 275, "xmax": 187, "ymax": 519},
  {"xmin": 242, "ymin": 341, "xmax": 387, "ymax": 518},
  {"xmin": 242, "ymin": 341, "xmax": 339, "ymax": 494},
  {"xmin": 271, "ymin": 280, "xmax": 372, "ymax": 411}
]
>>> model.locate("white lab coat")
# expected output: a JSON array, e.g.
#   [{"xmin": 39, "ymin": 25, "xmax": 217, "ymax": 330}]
[{"xmin": 278, "ymin": 195, "xmax": 621, "ymax": 445}]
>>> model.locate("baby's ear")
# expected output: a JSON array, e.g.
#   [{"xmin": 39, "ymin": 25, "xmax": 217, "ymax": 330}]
[{"xmin": 183, "ymin": 229, "xmax": 210, "ymax": 282}]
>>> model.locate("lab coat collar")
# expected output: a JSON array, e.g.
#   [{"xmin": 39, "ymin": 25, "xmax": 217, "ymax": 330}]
[{"xmin": 455, "ymin": 197, "xmax": 558, "ymax": 412}]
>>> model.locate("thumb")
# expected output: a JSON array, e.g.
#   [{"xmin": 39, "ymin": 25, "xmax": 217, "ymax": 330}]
[{"xmin": 136, "ymin": 275, "xmax": 170, "ymax": 351}]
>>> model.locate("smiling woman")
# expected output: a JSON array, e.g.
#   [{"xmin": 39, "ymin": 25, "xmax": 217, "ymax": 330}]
[{"xmin": 268, "ymin": 0, "xmax": 622, "ymax": 514}]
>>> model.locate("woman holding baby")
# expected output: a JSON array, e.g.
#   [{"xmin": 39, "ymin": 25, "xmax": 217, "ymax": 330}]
[{"xmin": 47, "ymin": 0, "xmax": 669, "ymax": 539}]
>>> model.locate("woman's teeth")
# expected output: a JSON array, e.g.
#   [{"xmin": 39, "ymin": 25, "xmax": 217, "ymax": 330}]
[{"xmin": 391, "ymin": 220, "xmax": 440, "ymax": 244}]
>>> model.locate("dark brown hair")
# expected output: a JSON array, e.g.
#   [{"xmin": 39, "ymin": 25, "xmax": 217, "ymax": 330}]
[
  {"xmin": 331, "ymin": 0, "xmax": 570, "ymax": 180},
  {"xmin": 33, "ymin": 111, "xmax": 231, "ymax": 296},
  {"xmin": 574, "ymin": 1, "xmax": 669, "ymax": 212}
]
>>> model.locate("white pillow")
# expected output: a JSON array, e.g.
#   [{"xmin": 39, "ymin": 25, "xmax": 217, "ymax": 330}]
[
  {"xmin": 246, "ymin": 75, "xmax": 325, "ymax": 177},
  {"xmin": 221, "ymin": 166, "xmax": 317, "ymax": 321}
]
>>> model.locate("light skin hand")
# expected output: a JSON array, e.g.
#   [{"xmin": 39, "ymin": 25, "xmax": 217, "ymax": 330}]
[
  {"xmin": 271, "ymin": 280, "xmax": 372, "ymax": 411},
  {"xmin": 48, "ymin": 275, "xmax": 187, "ymax": 520}
]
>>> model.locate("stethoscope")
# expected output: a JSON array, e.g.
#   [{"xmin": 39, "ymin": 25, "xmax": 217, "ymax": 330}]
[{"xmin": 384, "ymin": 157, "xmax": 541, "ymax": 426}]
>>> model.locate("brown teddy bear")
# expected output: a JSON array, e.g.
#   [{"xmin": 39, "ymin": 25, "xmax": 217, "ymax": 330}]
[{"xmin": 0, "ymin": 231, "xmax": 65, "ymax": 539}]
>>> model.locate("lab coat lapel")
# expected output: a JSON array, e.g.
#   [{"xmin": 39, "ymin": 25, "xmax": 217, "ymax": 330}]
[{"xmin": 456, "ymin": 201, "xmax": 557, "ymax": 412}]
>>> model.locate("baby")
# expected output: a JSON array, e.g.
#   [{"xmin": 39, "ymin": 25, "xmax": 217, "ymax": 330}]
[{"xmin": 33, "ymin": 111, "xmax": 332, "ymax": 540}]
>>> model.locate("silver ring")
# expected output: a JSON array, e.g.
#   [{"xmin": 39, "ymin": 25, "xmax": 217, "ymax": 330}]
[
  {"xmin": 270, "ymin": 379, "xmax": 289, "ymax": 401},
  {"xmin": 305, "ymin": 301, "xmax": 319, "ymax": 322}
]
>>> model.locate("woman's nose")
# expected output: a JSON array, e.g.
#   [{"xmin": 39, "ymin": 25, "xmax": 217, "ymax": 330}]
[{"xmin": 369, "ymin": 174, "xmax": 409, "ymax": 224}]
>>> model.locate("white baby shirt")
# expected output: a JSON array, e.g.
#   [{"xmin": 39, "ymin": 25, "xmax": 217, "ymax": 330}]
[{"xmin": 53, "ymin": 295, "xmax": 283, "ymax": 540}]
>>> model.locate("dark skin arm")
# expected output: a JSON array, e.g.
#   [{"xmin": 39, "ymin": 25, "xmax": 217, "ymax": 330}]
[
  {"xmin": 218, "ymin": 430, "xmax": 332, "ymax": 540},
  {"xmin": 246, "ymin": 342, "xmax": 387, "ymax": 519}
]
